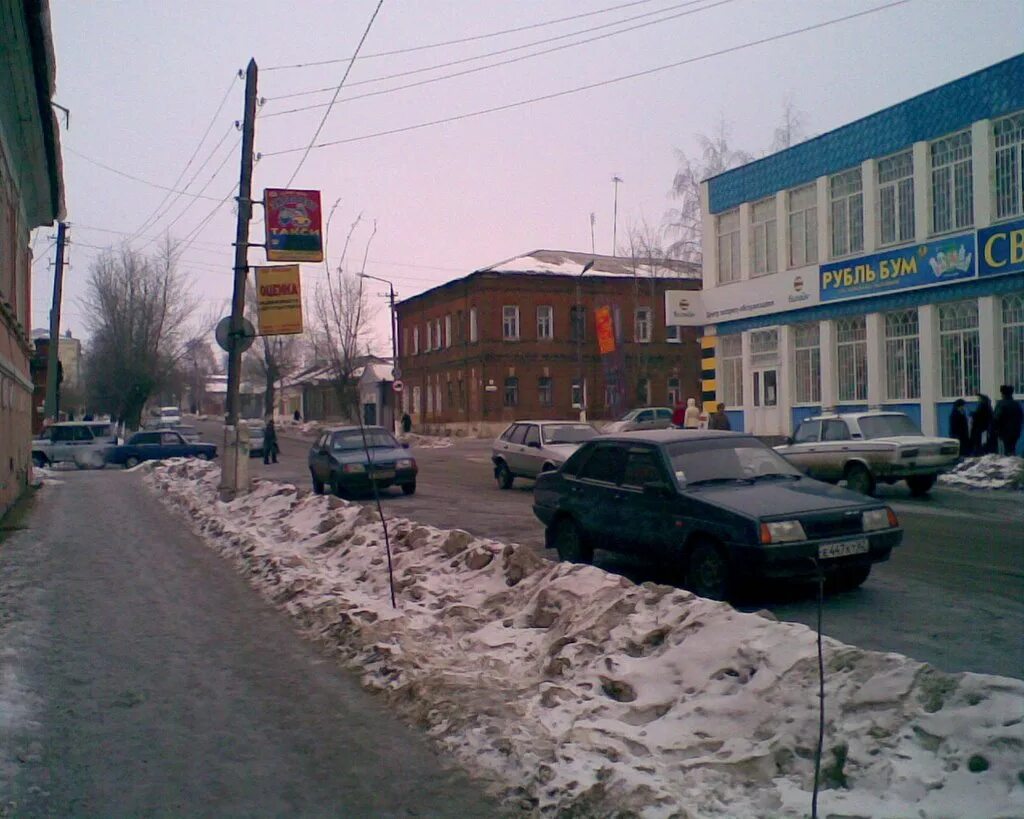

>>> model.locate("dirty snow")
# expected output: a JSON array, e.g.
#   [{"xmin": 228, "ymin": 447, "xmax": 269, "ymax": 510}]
[
  {"xmin": 398, "ymin": 432, "xmax": 453, "ymax": 449},
  {"xmin": 142, "ymin": 460, "xmax": 1024, "ymax": 818},
  {"xmin": 29, "ymin": 467, "xmax": 62, "ymax": 486},
  {"xmin": 939, "ymin": 455, "xmax": 1024, "ymax": 491}
]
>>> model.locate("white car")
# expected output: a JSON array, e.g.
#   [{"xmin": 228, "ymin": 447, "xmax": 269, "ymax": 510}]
[
  {"xmin": 158, "ymin": 406, "xmax": 181, "ymax": 426},
  {"xmin": 32, "ymin": 421, "xmax": 117, "ymax": 468},
  {"xmin": 492, "ymin": 420, "xmax": 599, "ymax": 488}
]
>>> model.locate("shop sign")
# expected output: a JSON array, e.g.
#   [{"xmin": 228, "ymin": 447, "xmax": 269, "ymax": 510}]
[
  {"xmin": 666, "ymin": 269, "xmax": 820, "ymax": 327},
  {"xmin": 264, "ymin": 188, "xmax": 324, "ymax": 262},
  {"xmin": 977, "ymin": 217, "xmax": 1024, "ymax": 278},
  {"xmin": 254, "ymin": 265, "xmax": 303, "ymax": 335},
  {"xmin": 819, "ymin": 233, "xmax": 975, "ymax": 302}
]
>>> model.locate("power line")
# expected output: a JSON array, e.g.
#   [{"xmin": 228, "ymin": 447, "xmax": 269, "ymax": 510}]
[
  {"xmin": 64, "ymin": 146, "xmax": 227, "ymax": 200},
  {"xmin": 263, "ymin": 0, "xmax": 910, "ymax": 157},
  {"xmin": 265, "ymin": 0, "xmax": 719, "ymax": 105},
  {"xmin": 263, "ymin": 0, "xmax": 664, "ymax": 70},
  {"xmin": 286, "ymin": 0, "xmax": 385, "ymax": 186}
]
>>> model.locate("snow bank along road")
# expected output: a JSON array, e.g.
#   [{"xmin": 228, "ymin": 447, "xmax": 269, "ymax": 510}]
[{"xmin": 223, "ymin": 424, "xmax": 1024, "ymax": 680}]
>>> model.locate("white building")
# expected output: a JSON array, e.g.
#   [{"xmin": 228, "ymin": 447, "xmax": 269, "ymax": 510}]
[{"xmin": 672, "ymin": 55, "xmax": 1024, "ymax": 449}]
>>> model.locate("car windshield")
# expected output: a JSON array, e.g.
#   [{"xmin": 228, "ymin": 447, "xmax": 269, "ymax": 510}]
[
  {"xmin": 857, "ymin": 414, "xmax": 923, "ymax": 439},
  {"xmin": 331, "ymin": 430, "xmax": 398, "ymax": 451},
  {"xmin": 543, "ymin": 424, "xmax": 597, "ymax": 444},
  {"xmin": 666, "ymin": 438, "xmax": 801, "ymax": 487}
]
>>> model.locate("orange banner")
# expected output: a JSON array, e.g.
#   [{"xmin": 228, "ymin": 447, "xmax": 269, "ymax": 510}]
[{"xmin": 595, "ymin": 305, "xmax": 616, "ymax": 355}]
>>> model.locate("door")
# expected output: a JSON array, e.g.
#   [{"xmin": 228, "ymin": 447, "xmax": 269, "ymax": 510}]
[
  {"xmin": 817, "ymin": 419, "xmax": 853, "ymax": 481},
  {"xmin": 782, "ymin": 419, "xmax": 822, "ymax": 476},
  {"xmin": 311, "ymin": 433, "xmax": 332, "ymax": 481},
  {"xmin": 617, "ymin": 444, "xmax": 673, "ymax": 557},
  {"xmin": 50, "ymin": 425, "xmax": 76, "ymax": 462},
  {"xmin": 503, "ymin": 424, "xmax": 530, "ymax": 474},
  {"xmin": 161, "ymin": 431, "xmax": 189, "ymax": 458},
  {"xmin": 520, "ymin": 424, "xmax": 543, "ymax": 477},
  {"xmin": 633, "ymin": 409, "xmax": 656, "ymax": 430},
  {"xmin": 750, "ymin": 368, "xmax": 783, "ymax": 435},
  {"xmin": 571, "ymin": 443, "xmax": 627, "ymax": 549}
]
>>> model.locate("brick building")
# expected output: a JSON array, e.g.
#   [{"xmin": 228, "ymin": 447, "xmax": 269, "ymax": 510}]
[{"xmin": 395, "ymin": 250, "xmax": 702, "ymax": 437}]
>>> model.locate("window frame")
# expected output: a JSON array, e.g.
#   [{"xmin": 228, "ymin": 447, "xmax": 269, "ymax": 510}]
[
  {"xmin": 930, "ymin": 129, "xmax": 974, "ymax": 235},
  {"xmin": 536, "ymin": 305, "xmax": 553, "ymax": 340},
  {"xmin": 829, "ymin": 167, "xmax": 864, "ymax": 259},
  {"xmin": 836, "ymin": 316, "xmax": 868, "ymax": 403},
  {"xmin": 938, "ymin": 300, "xmax": 981, "ymax": 398},
  {"xmin": 444, "ymin": 314, "xmax": 452, "ymax": 348},
  {"xmin": 750, "ymin": 196, "xmax": 778, "ymax": 277},
  {"xmin": 469, "ymin": 307, "xmax": 478, "ymax": 342},
  {"xmin": 792, "ymin": 322, "xmax": 821, "ymax": 405},
  {"xmin": 1001, "ymin": 294, "xmax": 1024, "ymax": 395},
  {"xmin": 634, "ymin": 306, "xmax": 652, "ymax": 343},
  {"xmin": 716, "ymin": 208, "xmax": 741, "ymax": 284},
  {"xmin": 719, "ymin": 334, "xmax": 743, "ymax": 407},
  {"xmin": 994, "ymin": 112, "xmax": 1024, "ymax": 221},
  {"xmin": 877, "ymin": 150, "xmax": 915, "ymax": 247},
  {"xmin": 884, "ymin": 309, "xmax": 921, "ymax": 400},
  {"xmin": 788, "ymin": 184, "xmax": 818, "ymax": 268},
  {"xmin": 538, "ymin": 375, "xmax": 553, "ymax": 406},
  {"xmin": 502, "ymin": 305, "xmax": 520, "ymax": 341},
  {"xmin": 503, "ymin": 375, "xmax": 519, "ymax": 407}
]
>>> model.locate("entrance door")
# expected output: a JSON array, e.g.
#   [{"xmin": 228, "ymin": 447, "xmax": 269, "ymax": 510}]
[{"xmin": 750, "ymin": 367, "xmax": 783, "ymax": 435}]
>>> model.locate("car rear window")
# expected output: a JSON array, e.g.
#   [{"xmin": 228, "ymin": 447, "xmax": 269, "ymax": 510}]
[
  {"xmin": 793, "ymin": 420, "xmax": 820, "ymax": 443},
  {"xmin": 542, "ymin": 424, "xmax": 597, "ymax": 444},
  {"xmin": 331, "ymin": 430, "xmax": 398, "ymax": 451},
  {"xmin": 577, "ymin": 445, "xmax": 626, "ymax": 483},
  {"xmin": 858, "ymin": 414, "xmax": 923, "ymax": 439}
]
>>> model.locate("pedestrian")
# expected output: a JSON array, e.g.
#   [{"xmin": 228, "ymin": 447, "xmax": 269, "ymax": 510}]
[
  {"xmin": 708, "ymin": 402, "xmax": 731, "ymax": 430},
  {"xmin": 969, "ymin": 393, "xmax": 995, "ymax": 456},
  {"xmin": 670, "ymin": 400, "xmax": 686, "ymax": 428},
  {"xmin": 993, "ymin": 384, "xmax": 1023, "ymax": 456},
  {"xmin": 683, "ymin": 397, "xmax": 701, "ymax": 429},
  {"xmin": 263, "ymin": 418, "xmax": 279, "ymax": 464},
  {"xmin": 401, "ymin": 412, "xmax": 412, "ymax": 434},
  {"xmin": 293, "ymin": 409, "xmax": 301, "ymax": 423},
  {"xmin": 949, "ymin": 398, "xmax": 970, "ymax": 457}
]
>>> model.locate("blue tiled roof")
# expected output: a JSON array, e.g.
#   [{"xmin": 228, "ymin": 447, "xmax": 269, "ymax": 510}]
[{"xmin": 708, "ymin": 54, "xmax": 1024, "ymax": 214}]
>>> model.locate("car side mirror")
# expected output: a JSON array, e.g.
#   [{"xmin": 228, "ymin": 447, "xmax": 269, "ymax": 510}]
[
  {"xmin": 643, "ymin": 480, "xmax": 672, "ymax": 497},
  {"xmin": 402, "ymin": 442, "xmax": 410, "ymax": 449}
]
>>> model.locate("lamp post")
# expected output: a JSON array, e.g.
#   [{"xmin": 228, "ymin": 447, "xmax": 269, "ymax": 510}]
[
  {"xmin": 359, "ymin": 272, "xmax": 399, "ymax": 433},
  {"xmin": 576, "ymin": 260, "xmax": 595, "ymax": 422}
]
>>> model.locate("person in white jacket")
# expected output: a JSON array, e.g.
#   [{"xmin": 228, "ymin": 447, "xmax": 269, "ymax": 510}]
[{"xmin": 684, "ymin": 397, "xmax": 701, "ymax": 429}]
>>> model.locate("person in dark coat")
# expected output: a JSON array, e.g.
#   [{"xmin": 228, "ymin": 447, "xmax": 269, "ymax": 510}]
[
  {"xmin": 969, "ymin": 393, "xmax": 995, "ymax": 455},
  {"xmin": 708, "ymin": 402, "xmax": 731, "ymax": 430},
  {"xmin": 263, "ymin": 419, "xmax": 279, "ymax": 464},
  {"xmin": 401, "ymin": 412, "xmax": 412, "ymax": 434},
  {"xmin": 993, "ymin": 384, "xmax": 1023, "ymax": 456},
  {"xmin": 949, "ymin": 398, "xmax": 970, "ymax": 457},
  {"xmin": 293, "ymin": 409, "xmax": 301, "ymax": 423}
]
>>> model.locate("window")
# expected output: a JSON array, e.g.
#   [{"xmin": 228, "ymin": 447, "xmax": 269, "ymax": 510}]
[
  {"xmin": 938, "ymin": 300, "xmax": 980, "ymax": 397},
  {"xmin": 538, "ymin": 376, "xmax": 553, "ymax": 406},
  {"xmin": 621, "ymin": 447, "xmax": 664, "ymax": 488},
  {"xmin": 509, "ymin": 424, "xmax": 528, "ymax": 445},
  {"xmin": 523, "ymin": 425, "xmax": 540, "ymax": 447},
  {"xmin": 836, "ymin": 317, "xmax": 867, "ymax": 402},
  {"xmin": 749, "ymin": 328, "xmax": 779, "ymax": 365},
  {"xmin": 537, "ymin": 305, "xmax": 553, "ymax": 340},
  {"xmin": 665, "ymin": 324, "xmax": 680, "ymax": 343},
  {"xmin": 822, "ymin": 419, "xmax": 851, "ymax": 441},
  {"xmin": 426, "ymin": 381, "xmax": 434, "ymax": 414},
  {"xmin": 402, "ymin": 327, "xmax": 409, "ymax": 357},
  {"xmin": 500, "ymin": 424, "xmax": 518, "ymax": 442},
  {"xmin": 445, "ymin": 315, "xmax": 452, "ymax": 348},
  {"xmin": 412, "ymin": 385, "xmax": 421, "ymax": 414},
  {"xmin": 435, "ymin": 383, "xmax": 442, "ymax": 413},
  {"xmin": 931, "ymin": 130, "xmax": 973, "ymax": 233},
  {"xmin": 570, "ymin": 305, "xmax": 586, "ymax": 342},
  {"xmin": 994, "ymin": 112, "xmax": 1024, "ymax": 220},
  {"xmin": 502, "ymin": 306, "xmax": 520, "ymax": 340},
  {"xmin": 793, "ymin": 420, "xmax": 821, "ymax": 444},
  {"xmin": 413, "ymin": 326, "xmax": 420, "ymax": 355},
  {"xmin": 1003, "ymin": 294, "xmax": 1024, "ymax": 394},
  {"xmin": 635, "ymin": 307, "xmax": 651, "ymax": 342},
  {"xmin": 571, "ymin": 378, "xmax": 584, "ymax": 408},
  {"xmin": 435, "ymin": 319, "xmax": 443, "ymax": 350},
  {"xmin": 752, "ymin": 370, "xmax": 777, "ymax": 407},
  {"xmin": 425, "ymin": 321, "xmax": 433, "ymax": 351},
  {"xmin": 793, "ymin": 322, "xmax": 821, "ymax": 404},
  {"xmin": 830, "ymin": 168, "xmax": 864, "ymax": 258},
  {"xmin": 637, "ymin": 378, "xmax": 651, "ymax": 405},
  {"xmin": 446, "ymin": 380, "xmax": 454, "ymax": 410},
  {"xmin": 578, "ymin": 445, "xmax": 626, "ymax": 484},
  {"xmin": 667, "ymin": 377, "xmax": 681, "ymax": 405},
  {"xmin": 884, "ymin": 309, "xmax": 921, "ymax": 399},
  {"xmin": 788, "ymin": 184, "xmax": 818, "ymax": 267},
  {"xmin": 750, "ymin": 197, "xmax": 777, "ymax": 276},
  {"xmin": 456, "ymin": 310, "xmax": 464, "ymax": 343},
  {"xmin": 469, "ymin": 307, "xmax": 478, "ymax": 342},
  {"xmin": 878, "ymin": 150, "xmax": 915, "ymax": 245},
  {"xmin": 716, "ymin": 209, "xmax": 741, "ymax": 284},
  {"xmin": 504, "ymin": 376, "xmax": 519, "ymax": 407},
  {"xmin": 719, "ymin": 334, "xmax": 743, "ymax": 407}
]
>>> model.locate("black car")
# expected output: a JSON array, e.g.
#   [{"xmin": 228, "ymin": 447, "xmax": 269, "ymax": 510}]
[
  {"xmin": 532, "ymin": 430, "xmax": 902, "ymax": 599},
  {"xmin": 308, "ymin": 426, "xmax": 418, "ymax": 497}
]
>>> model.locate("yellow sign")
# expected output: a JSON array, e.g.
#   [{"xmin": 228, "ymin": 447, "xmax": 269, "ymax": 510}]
[{"xmin": 254, "ymin": 265, "xmax": 303, "ymax": 335}]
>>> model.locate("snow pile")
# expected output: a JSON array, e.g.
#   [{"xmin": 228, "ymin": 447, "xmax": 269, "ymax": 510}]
[
  {"xmin": 939, "ymin": 455, "xmax": 1024, "ymax": 490},
  {"xmin": 398, "ymin": 432, "xmax": 453, "ymax": 449},
  {"xmin": 143, "ymin": 460, "xmax": 1024, "ymax": 818},
  {"xmin": 29, "ymin": 466, "xmax": 62, "ymax": 486}
]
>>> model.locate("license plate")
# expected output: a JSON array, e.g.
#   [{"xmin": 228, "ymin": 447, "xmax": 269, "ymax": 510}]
[
  {"xmin": 818, "ymin": 538, "xmax": 869, "ymax": 559},
  {"xmin": 370, "ymin": 470, "xmax": 395, "ymax": 480}
]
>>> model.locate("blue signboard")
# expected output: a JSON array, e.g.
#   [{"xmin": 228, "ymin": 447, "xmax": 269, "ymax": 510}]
[
  {"xmin": 977, "ymin": 217, "xmax": 1024, "ymax": 278},
  {"xmin": 819, "ymin": 233, "xmax": 976, "ymax": 302}
]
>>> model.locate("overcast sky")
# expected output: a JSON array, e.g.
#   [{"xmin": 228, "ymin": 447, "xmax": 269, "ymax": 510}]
[{"xmin": 33, "ymin": 0, "xmax": 1024, "ymax": 354}]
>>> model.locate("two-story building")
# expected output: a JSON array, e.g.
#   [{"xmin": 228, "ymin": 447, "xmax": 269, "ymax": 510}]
[
  {"xmin": 396, "ymin": 249, "xmax": 702, "ymax": 437},
  {"xmin": 678, "ymin": 55, "xmax": 1024, "ymax": 448}
]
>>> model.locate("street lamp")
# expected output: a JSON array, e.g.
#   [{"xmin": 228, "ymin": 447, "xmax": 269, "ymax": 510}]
[
  {"xmin": 359, "ymin": 272, "xmax": 399, "ymax": 433},
  {"xmin": 576, "ymin": 260, "xmax": 595, "ymax": 422}
]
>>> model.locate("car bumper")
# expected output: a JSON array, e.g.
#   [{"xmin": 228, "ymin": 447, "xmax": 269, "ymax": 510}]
[
  {"xmin": 336, "ymin": 467, "xmax": 417, "ymax": 490},
  {"xmin": 873, "ymin": 457, "xmax": 958, "ymax": 479},
  {"xmin": 728, "ymin": 528, "xmax": 902, "ymax": 581}
]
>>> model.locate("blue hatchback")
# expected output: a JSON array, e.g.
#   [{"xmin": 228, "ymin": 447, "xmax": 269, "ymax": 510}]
[{"xmin": 308, "ymin": 426, "xmax": 418, "ymax": 497}]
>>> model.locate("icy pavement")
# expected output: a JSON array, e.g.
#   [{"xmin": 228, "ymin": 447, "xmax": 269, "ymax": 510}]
[
  {"xmin": 939, "ymin": 455, "xmax": 1024, "ymax": 491},
  {"xmin": 142, "ymin": 460, "xmax": 1024, "ymax": 818}
]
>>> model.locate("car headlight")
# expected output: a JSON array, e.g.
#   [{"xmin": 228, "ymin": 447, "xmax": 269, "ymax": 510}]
[
  {"xmin": 396, "ymin": 458, "xmax": 415, "ymax": 469},
  {"xmin": 863, "ymin": 507, "xmax": 897, "ymax": 531},
  {"xmin": 760, "ymin": 520, "xmax": 807, "ymax": 544},
  {"xmin": 342, "ymin": 463, "xmax": 366, "ymax": 473}
]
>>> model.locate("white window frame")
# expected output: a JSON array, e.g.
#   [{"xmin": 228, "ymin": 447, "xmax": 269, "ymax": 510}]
[
  {"xmin": 994, "ymin": 112, "xmax": 1024, "ymax": 221},
  {"xmin": 502, "ymin": 305, "xmax": 520, "ymax": 340},
  {"xmin": 930, "ymin": 130, "xmax": 974, "ymax": 234},
  {"xmin": 830, "ymin": 168, "xmax": 864, "ymax": 258},
  {"xmin": 634, "ymin": 306, "xmax": 652, "ymax": 343},
  {"xmin": 504, "ymin": 376, "xmax": 519, "ymax": 407},
  {"xmin": 884, "ymin": 309, "xmax": 921, "ymax": 400},
  {"xmin": 469, "ymin": 307, "xmax": 478, "ymax": 342},
  {"xmin": 716, "ymin": 209, "xmax": 741, "ymax": 284},
  {"xmin": 571, "ymin": 378, "xmax": 585, "ymax": 409},
  {"xmin": 788, "ymin": 184, "xmax": 818, "ymax": 268},
  {"xmin": 412, "ymin": 385, "xmax": 421, "ymax": 414},
  {"xmin": 435, "ymin": 383, "xmax": 442, "ymax": 414},
  {"xmin": 536, "ymin": 305, "xmax": 553, "ymax": 340},
  {"xmin": 538, "ymin": 376, "xmax": 553, "ymax": 406},
  {"xmin": 793, "ymin": 322, "xmax": 821, "ymax": 404},
  {"xmin": 877, "ymin": 150, "xmax": 915, "ymax": 246},
  {"xmin": 938, "ymin": 300, "xmax": 980, "ymax": 398},
  {"xmin": 836, "ymin": 316, "xmax": 868, "ymax": 402},
  {"xmin": 666, "ymin": 377, "xmax": 681, "ymax": 406},
  {"xmin": 413, "ymin": 326, "xmax": 420, "ymax": 355},
  {"xmin": 750, "ymin": 197, "xmax": 777, "ymax": 276},
  {"xmin": 1002, "ymin": 294, "xmax": 1024, "ymax": 394},
  {"xmin": 444, "ymin": 314, "xmax": 452, "ymax": 348},
  {"xmin": 665, "ymin": 324, "xmax": 680, "ymax": 343},
  {"xmin": 435, "ymin": 319, "xmax": 443, "ymax": 350},
  {"xmin": 719, "ymin": 334, "xmax": 743, "ymax": 407}
]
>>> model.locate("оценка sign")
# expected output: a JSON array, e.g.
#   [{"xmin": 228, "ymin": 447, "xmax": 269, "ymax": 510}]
[
  {"xmin": 255, "ymin": 265, "xmax": 303, "ymax": 335},
  {"xmin": 264, "ymin": 188, "xmax": 324, "ymax": 262}
]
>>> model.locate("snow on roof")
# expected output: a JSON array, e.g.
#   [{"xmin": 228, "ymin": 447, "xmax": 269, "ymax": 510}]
[
  {"xmin": 358, "ymin": 361, "xmax": 393, "ymax": 382},
  {"xmin": 477, "ymin": 249, "xmax": 700, "ymax": 280}
]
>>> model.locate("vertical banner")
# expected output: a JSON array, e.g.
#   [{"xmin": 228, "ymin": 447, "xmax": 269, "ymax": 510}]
[
  {"xmin": 597, "ymin": 304, "xmax": 627, "ymax": 418},
  {"xmin": 264, "ymin": 188, "xmax": 324, "ymax": 262},
  {"xmin": 255, "ymin": 265, "xmax": 304, "ymax": 335}
]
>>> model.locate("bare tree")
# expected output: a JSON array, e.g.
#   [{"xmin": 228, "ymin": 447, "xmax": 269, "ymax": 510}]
[
  {"xmin": 770, "ymin": 99, "xmax": 807, "ymax": 153},
  {"xmin": 81, "ymin": 240, "xmax": 198, "ymax": 429}
]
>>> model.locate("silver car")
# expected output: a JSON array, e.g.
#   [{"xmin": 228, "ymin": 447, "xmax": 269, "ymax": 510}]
[
  {"xmin": 31, "ymin": 421, "xmax": 116, "ymax": 468},
  {"xmin": 492, "ymin": 420, "xmax": 599, "ymax": 489},
  {"xmin": 774, "ymin": 411, "xmax": 960, "ymax": 496},
  {"xmin": 602, "ymin": 406, "xmax": 674, "ymax": 433}
]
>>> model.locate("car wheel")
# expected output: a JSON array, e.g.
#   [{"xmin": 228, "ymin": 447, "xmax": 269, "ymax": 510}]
[
  {"xmin": 330, "ymin": 473, "xmax": 347, "ymax": 499},
  {"xmin": 401, "ymin": 481, "xmax": 416, "ymax": 496},
  {"xmin": 687, "ymin": 540, "xmax": 732, "ymax": 600},
  {"xmin": 552, "ymin": 517, "xmax": 592, "ymax": 563},
  {"xmin": 195, "ymin": 452, "xmax": 210, "ymax": 461},
  {"xmin": 32, "ymin": 453, "xmax": 48, "ymax": 469},
  {"xmin": 310, "ymin": 469, "xmax": 325, "ymax": 495},
  {"xmin": 125, "ymin": 456, "xmax": 140, "ymax": 469},
  {"xmin": 495, "ymin": 461, "xmax": 514, "ymax": 490},
  {"xmin": 831, "ymin": 564, "xmax": 871, "ymax": 592},
  {"xmin": 844, "ymin": 462, "xmax": 876, "ymax": 496},
  {"xmin": 906, "ymin": 474, "xmax": 936, "ymax": 496},
  {"xmin": 541, "ymin": 462, "xmax": 556, "ymax": 474}
]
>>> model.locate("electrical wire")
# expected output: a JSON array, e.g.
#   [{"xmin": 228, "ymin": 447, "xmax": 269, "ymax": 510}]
[
  {"xmin": 64, "ymin": 146, "xmax": 226, "ymax": 200},
  {"xmin": 263, "ymin": 0, "xmax": 910, "ymax": 157},
  {"xmin": 285, "ymin": 0, "xmax": 385, "ymax": 187},
  {"xmin": 263, "ymin": 0, "xmax": 665, "ymax": 70},
  {"xmin": 266, "ymin": 0, "xmax": 722, "ymax": 104}
]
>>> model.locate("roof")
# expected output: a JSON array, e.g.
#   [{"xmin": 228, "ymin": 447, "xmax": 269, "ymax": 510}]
[
  {"xmin": 319, "ymin": 425, "xmax": 390, "ymax": 434},
  {"xmin": 602, "ymin": 429, "xmax": 746, "ymax": 444},
  {"xmin": 23, "ymin": 0, "xmax": 65, "ymax": 223},
  {"xmin": 501, "ymin": 419, "xmax": 598, "ymax": 426}
]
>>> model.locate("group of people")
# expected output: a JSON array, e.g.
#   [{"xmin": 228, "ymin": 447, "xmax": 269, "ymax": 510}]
[
  {"xmin": 671, "ymin": 398, "xmax": 731, "ymax": 431},
  {"xmin": 949, "ymin": 385, "xmax": 1023, "ymax": 457}
]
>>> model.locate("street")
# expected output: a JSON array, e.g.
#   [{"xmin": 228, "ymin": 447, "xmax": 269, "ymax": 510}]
[{"xmin": 229, "ymin": 421, "xmax": 1024, "ymax": 680}]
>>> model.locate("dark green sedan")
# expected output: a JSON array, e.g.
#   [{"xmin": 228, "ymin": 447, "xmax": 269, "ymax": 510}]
[{"xmin": 308, "ymin": 426, "xmax": 418, "ymax": 497}]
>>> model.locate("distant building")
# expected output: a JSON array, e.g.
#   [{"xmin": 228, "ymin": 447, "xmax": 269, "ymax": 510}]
[
  {"xmin": 31, "ymin": 328, "xmax": 81, "ymax": 387},
  {"xmin": 396, "ymin": 250, "xmax": 702, "ymax": 437}
]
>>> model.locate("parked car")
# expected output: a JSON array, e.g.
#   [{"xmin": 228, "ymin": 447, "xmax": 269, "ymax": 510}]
[
  {"xmin": 31, "ymin": 421, "xmax": 116, "ymax": 468},
  {"xmin": 158, "ymin": 406, "xmax": 181, "ymax": 426},
  {"xmin": 532, "ymin": 429, "xmax": 902, "ymax": 599},
  {"xmin": 106, "ymin": 430, "xmax": 217, "ymax": 468},
  {"xmin": 308, "ymin": 426, "xmax": 417, "ymax": 497},
  {"xmin": 244, "ymin": 420, "xmax": 265, "ymax": 457},
  {"xmin": 492, "ymin": 420, "xmax": 599, "ymax": 488},
  {"xmin": 175, "ymin": 425, "xmax": 201, "ymax": 443},
  {"xmin": 774, "ymin": 411, "xmax": 960, "ymax": 496},
  {"xmin": 602, "ymin": 406, "xmax": 674, "ymax": 433}
]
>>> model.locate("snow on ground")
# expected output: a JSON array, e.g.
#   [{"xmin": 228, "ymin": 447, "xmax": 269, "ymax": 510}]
[
  {"xmin": 29, "ymin": 466, "xmax": 63, "ymax": 485},
  {"xmin": 939, "ymin": 455, "xmax": 1024, "ymax": 491},
  {"xmin": 398, "ymin": 432, "xmax": 454, "ymax": 449},
  {"xmin": 143, "ymin": 460, "xmax": 1024, "ymax": 818}
]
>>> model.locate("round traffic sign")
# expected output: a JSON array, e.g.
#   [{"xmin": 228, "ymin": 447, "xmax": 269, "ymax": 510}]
[
  {"xmin": 392, "ymin": 379, "xmax": 404, "ymax": 393},
  {"xmin": 215, "ymin": 315, "xmax": 257, "ymax": 353}
]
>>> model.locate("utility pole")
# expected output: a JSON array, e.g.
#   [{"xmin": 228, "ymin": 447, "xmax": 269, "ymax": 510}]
[
  {"xmin": 44, "ymin": 221, "xmax": 67, "ymax": 421},
  {"xmin": 221, "ymin": 59, "xmax": 258, "ymax": 497},
  {"xmin": 612, "ymin": 175, "xmax": 623, "ymax": 255},
  {"xmin": 359, "ymin": 272, "xmax": 398, "ymax": 433}
]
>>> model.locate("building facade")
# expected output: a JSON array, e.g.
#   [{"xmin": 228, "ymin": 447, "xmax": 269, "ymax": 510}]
[
  {"xmin": 1, "ymin": 0, "xmax": 65, "ymax": 514},
  {"xmin": 396, "ymin": 250, "xmax": 702, "ymax": 437},
  {"xmin": 687, "ymin": 55, "xmax": 1024, "ymax": 448}
]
